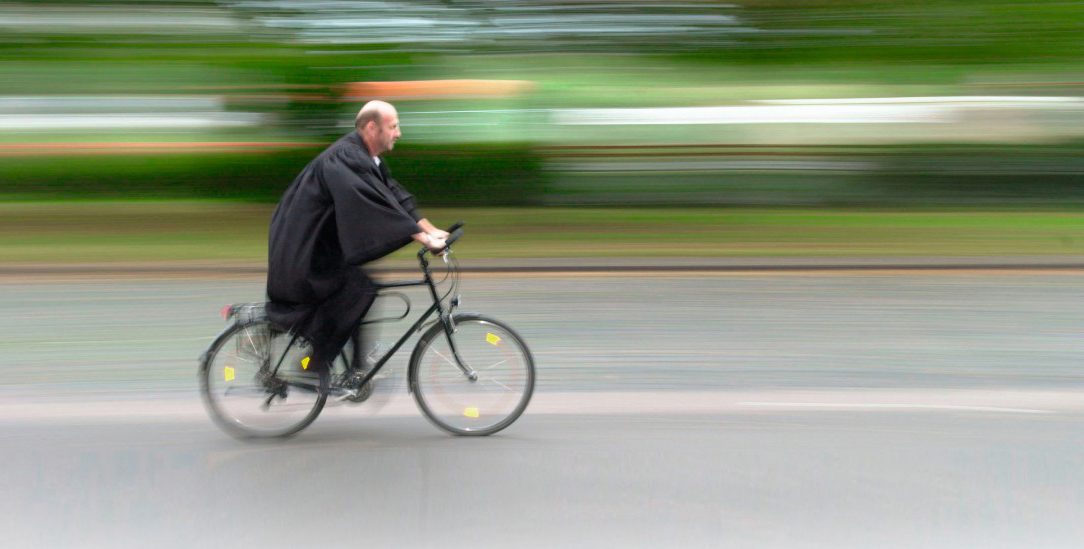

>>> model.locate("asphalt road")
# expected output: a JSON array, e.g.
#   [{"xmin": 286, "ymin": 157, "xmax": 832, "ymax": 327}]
[{"xmin": 2, "ymin": 271, "xmax": 1084, "ymax": 548}]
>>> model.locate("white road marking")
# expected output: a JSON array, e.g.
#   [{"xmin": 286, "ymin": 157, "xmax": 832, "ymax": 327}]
[
  {"xmin": 1, "ymin": 389, "xmax": 1080, "ymax": 424},
  {"xmin": 739, "ymin": 402, "xmax": 1052, "ymax": 414}
]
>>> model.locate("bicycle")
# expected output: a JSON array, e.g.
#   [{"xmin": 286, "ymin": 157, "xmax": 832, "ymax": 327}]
[{"xmin": 198, "ymin": 222, "xmax": 535, "ymax": 439}]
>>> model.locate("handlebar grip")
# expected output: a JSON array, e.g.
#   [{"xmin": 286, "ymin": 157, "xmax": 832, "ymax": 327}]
[
  {"xmin": 444, "ymin": 228, "xmax": 464, "ymax": 248},
  {"xmin": 446, "ymin": 221, "xmax": 465, "ymax": 233}
]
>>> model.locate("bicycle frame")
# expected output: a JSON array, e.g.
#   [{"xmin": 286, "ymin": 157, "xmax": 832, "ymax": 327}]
[
  {"xmin": 266, "ymin": 243, "xmax": 478, "ymax": 395},
  {"xmin": 356, "ymin": 246, "xmax": 479, "ymax": 387}
]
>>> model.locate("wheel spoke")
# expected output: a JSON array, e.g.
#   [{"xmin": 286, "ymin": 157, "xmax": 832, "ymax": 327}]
[
  {"xmin": 223, "ymin": 350, "xmax": 260, "ymax": 365},
  {"xmin": 480, "ymin": 376, "xmax": 514, "ymax": 392},
  {"xmin": 432, "ymin": 349, "xmax": 459, "ymax": 368},
  {"xmin": 431, "ymin": 349, "xmax": 475, "ymax": 380},
  {"xmin": 477, "ymin": 358, "xmax": 509, "ymax": 371}
]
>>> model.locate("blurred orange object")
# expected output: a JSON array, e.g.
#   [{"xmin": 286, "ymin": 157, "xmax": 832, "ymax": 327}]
[{"xmin": 343, "ymin": 80, "xmax": 536, "ymax": 100}]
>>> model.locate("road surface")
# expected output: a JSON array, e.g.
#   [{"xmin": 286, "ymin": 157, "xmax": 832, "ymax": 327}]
[{"xmin": 2, "ymin": 270, "xmax": 1083, "ymax": 548}]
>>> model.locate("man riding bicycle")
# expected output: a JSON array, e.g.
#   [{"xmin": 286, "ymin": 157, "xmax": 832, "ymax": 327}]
[{"xmin": 265, "ymin": 100, "xmax": 447, "ymax": 387}]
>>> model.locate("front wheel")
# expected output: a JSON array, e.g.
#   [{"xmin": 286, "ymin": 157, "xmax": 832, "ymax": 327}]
[
  {"xmin": 200, "ymin": 321, "xmax": 328, "ymax": 438},
  {"xmin": 409, "ymin": 314, "xmax": 535, "ymax": 436}
]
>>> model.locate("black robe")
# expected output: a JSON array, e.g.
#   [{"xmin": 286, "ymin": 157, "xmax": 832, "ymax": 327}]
[{"xmin": 266, "ymin": 131, "xmax": 422, "ymax": 361}]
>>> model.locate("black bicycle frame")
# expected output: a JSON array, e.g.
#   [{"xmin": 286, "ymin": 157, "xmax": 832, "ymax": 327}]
[
  {"xmin": 267, "ymin": 245, "xmax": 476, "ymax": 394},
  {"xmin": 347, "ymin": 246, "xmax": 477, "ymax": 389}
]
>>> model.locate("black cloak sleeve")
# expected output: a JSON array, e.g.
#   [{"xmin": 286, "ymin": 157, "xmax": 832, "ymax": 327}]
[
  {"xmin": 319, "ymin": 145, "xmax": 422, "ymax": 265},
  {"xmin": 381, "ymin": 164, "xmax": 423, "ymax": 222}
]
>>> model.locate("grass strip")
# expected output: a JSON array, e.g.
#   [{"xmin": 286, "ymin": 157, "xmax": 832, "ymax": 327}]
[{"xmin": 2, "ymin": 202, "xmax": 1084, "ymax": 264}]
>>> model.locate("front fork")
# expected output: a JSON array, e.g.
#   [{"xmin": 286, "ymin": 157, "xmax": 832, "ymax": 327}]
[{"xmin": 440, "ymin": 296, "xmax": 478, "ymax": 382}]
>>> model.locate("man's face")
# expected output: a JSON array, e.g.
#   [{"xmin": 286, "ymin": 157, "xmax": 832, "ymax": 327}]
[{"xmin": 371, "ymin": 110, "xmax": 401, "ymax": 155}]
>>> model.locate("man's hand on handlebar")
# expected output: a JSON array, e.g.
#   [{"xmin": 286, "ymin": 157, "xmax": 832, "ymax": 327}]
[
  {"xmin": 417, "ymin": 218, "xmax": 450, "ymax": 241},
  {"xmin": 425, "ymin": 234, "xmax": 447, "ymax": 252},
  {"xmin": 413, "ymin": 221, "xmax": 463, "ymax": 255},
  {"xmin": 412, "ymin": 230, "xmax": 445, "ymax": 252}
]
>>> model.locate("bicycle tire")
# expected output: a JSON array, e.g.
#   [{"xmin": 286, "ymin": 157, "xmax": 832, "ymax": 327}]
[
  {"xmin": 200, "ymin": 320, "xmax": 328, "ymax": 438},
  {"xmin": 409, "ymin": 313, "xmax": 535, "ymax": 436}
]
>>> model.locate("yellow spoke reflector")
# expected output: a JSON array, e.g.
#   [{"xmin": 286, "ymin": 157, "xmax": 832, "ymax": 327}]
[
  {"xmin": 224, "ymin": 366, "xmax": 235, "ymax": 382},
  {"xmin": 485, "ymin": 333, "xmax": 501, "ymax": 346},
  {"xmin": 463, "ymin": 407, "xmax": 480, "ymax": 418},
  {"xmin": 301, "ymin": 356, "xmax": 310, "ymax": 370}
]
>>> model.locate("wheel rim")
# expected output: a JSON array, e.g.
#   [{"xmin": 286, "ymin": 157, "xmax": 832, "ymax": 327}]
[
  {"xmin": 203, "ymin": 323, "xmax": 325, "ymax": 437},
  {"xmin": 414, "ymin": 319, "xmax": 533, "ymax": 434}
]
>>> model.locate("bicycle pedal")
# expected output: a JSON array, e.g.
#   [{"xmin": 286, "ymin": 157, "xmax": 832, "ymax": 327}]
[{"xmin": 331, "ymin": 378, "xmax": 372, "ymax": 403}]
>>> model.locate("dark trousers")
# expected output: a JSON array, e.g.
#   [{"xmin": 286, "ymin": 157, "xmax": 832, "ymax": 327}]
[{"xmin": 268, "ymin": 268, "xmax": 377, "ymax": 371}]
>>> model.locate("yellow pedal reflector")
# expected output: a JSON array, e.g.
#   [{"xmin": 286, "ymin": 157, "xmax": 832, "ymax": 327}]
[
  {"xmin": 301, "ymin": 356, "xmax": 310, "ymax": 370},
  {"xmin": 485, "ymin": 333, "xmax": 501, "ymax": 346},
  {"xmin": 464, "ymin": 407, "xmax": 480, "ymax": 418},
  {"xmin": 224, "ymin": 366, "xmax": 235, "ymax": 382}
]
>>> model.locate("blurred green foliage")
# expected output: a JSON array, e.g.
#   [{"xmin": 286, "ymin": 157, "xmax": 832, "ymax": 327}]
[
  {"xmin": 2, "ymin": 0, "xmax": 1083, "ymax": 206},
  {"xmin": 0, "ymin": 143, "xmax": 544, "ymax": 205},
  {"xmin": 733, "ymin": 1, "xmax": 1084, "ymax": 65}
]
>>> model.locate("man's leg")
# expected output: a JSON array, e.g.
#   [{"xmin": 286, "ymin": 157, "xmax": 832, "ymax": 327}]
[{"xmin": 351, "ymin": 323, "xmax": 367, "ymax": 373}]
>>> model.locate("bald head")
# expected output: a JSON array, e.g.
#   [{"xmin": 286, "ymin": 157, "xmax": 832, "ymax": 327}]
[
  {"xmin": 355, "ymin": 100, "xmax": 401, "ymax": 156},
  {"xmin": 354, "ymin": 100, "xmax": 396, "ymax": 131}
]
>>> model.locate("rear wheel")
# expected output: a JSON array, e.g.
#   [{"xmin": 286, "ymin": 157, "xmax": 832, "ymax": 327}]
[
  {"xmin": 200, "ymin": 321, "xmax": 328, "ymax": 438},
  {"xmin": 409, "ymin": 314, "xmax": 534, "ymax": 436}
]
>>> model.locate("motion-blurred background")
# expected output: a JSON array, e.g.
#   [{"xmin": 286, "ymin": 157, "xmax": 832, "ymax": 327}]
[
  {"xmin": 4, "ymin": 0, "xmax": 1084, "ymax": 262},
  {"xmin": 7, "ymin": 6, "xmax": 1084, "ymax": 546}
]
